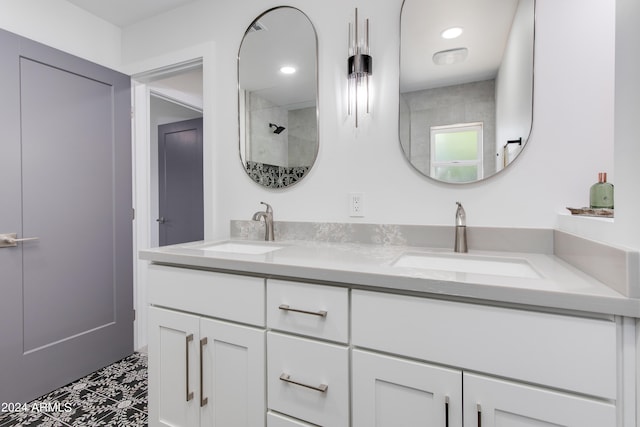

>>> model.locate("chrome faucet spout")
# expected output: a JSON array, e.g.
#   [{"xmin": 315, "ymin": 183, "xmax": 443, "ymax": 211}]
[
  {"xmin": 252, "ymin": 202, "xmax": 275, "ymax": 241},
  {"xmin": 454, "ymin": 202, "xmax": 468, "ymax": 253}
]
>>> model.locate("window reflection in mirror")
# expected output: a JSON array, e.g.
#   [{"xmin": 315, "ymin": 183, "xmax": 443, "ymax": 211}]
[
  {"xmin": 238, "ymin": 7, "xmax": 318, "ymax": 188},
  {"xmin": 431, "ymin": 123, "xmax": 483, "ymax": 182},
  {"xmin": 399, "ymin": 0, "xmax": 534, "ymax": 184}
]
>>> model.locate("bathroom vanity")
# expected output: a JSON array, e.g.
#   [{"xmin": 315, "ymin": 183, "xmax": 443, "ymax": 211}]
[{"xmin": 141, "ymin": 236, "xmax": 639, "ymax": 427}]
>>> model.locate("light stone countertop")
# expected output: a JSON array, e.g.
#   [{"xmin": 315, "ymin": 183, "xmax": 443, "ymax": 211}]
[{"xmin": 140, "ymin": 239, "xmax": 640, "ymax": 318}]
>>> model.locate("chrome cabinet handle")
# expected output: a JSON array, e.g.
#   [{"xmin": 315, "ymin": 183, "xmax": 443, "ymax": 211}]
[
  {"xmin": 0, "ymin": 233, "xmax": 39, "ymax": 248},
  {"xmin": 477, "ymin": 403, "xmax": 482, "ymax": 427},
  {"xmin": 185, "ymin": 334, "xmax": 194, "ymax": 402},
  {"xmin": 279, "ymin": 373, "xmax": 328, "ymax": 393},
  {"xmin": 278, "ymin": 304, "xmax": 327, "ymax": 318},
  {"xmin": 199, "ymin": 337, "xmax": 208, "ymax": 407}
]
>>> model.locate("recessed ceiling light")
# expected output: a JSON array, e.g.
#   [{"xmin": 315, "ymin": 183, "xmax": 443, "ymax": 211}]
[
  {"xmin": 441, "ymin": 27, "xmax": 463, "ymax": 40},
  {"xmin": 280, "ymin": 66, "xmax": 296, "ymax": 74},
  {"xmin": 433, "ymin": 48, "xmax": 468, "ymax": 65}
]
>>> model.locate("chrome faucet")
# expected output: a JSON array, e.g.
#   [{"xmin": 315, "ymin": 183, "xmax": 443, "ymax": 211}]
[
  {"xmin": 252, "ymin": 202, "xmax": 275, "ymax": 241},
  {"xmin": 454, "ymin": 202, "xmax": 468, "ymax": 253}
]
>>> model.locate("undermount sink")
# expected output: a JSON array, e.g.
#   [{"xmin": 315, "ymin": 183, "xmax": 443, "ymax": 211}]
[
  {"xmin": 393, "ymin": 252, "xmax": 541, "ymax": 279},
  {"xmin": 198, "ymin": 241, "xmax": 283, "ymax": 255}
]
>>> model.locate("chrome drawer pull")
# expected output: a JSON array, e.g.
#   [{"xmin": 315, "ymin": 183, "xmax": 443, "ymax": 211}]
[
  {"xmin": 278, "ymin": 304, "xmax": 327, "ymax": 318},
  {"xmin": 185, "ymin": 334, "xmax": 194, "ymax": 402},
  {"xmin": 200, "ymin": 337, "xmax": 208, "ymax": 407},
  {"xmin": 279, "ymin": 373, "xmax": 328, "ymax": 393}
]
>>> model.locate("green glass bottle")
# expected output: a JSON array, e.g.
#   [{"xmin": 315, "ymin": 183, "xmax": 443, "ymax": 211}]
[{"xmin": 589, "ymin": 172, "xmax": 614, "ymax": 209}]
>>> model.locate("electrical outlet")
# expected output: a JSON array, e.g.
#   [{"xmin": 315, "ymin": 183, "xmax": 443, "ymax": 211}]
[{"xmin": 349, "ymin": 193, "xmax": 364, "ymax": 217}]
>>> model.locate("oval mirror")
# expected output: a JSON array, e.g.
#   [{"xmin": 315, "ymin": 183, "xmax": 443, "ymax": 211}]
[
  {"xmin": 399, "ymin": 0, "xmax": 535, "ymax": 184},
  {"xmin": 238, "ymin": 7, "xmax": 318, "ymax": 188}
]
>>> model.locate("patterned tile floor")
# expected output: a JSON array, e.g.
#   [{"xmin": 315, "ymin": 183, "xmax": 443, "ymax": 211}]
[{"xmin": 0, "ymin": 353, "xmax": 147, "ymax": 427}]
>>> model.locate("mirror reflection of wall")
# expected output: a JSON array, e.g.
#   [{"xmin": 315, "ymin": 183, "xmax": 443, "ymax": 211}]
[
  {"xmin": 238, "ymin": 7, "xmax": 318, "ymax": 188},
  {"xmin": 399, "ymin": 0, "xmax": 534, "ymax": 184}
]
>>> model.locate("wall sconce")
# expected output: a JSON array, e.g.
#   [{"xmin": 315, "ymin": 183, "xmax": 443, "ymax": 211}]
[{"xmin": 348, "ymin": 8, "xmax": 372, "ymax": 128}]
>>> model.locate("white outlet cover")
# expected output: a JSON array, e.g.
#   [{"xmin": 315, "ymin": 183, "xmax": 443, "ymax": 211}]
[{"xmin": 349, "ymin": 193, "xmax": 364, "ymax": 217}]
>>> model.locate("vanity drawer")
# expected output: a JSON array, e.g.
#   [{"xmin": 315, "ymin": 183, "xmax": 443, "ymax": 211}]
[
  {"xmin": 148, "ymin": 264, "xmax": 265, "ymax": 326},
  {"xmin": 352, "ymin": 290, "xmax": 617, "ymax": 399},
  {"xmin": 267, "ymin": 280, "xmax": 349, "ymax": 343},
  {"xmin": 267, "ymin": 332, "xmax": 349, "ymax": 427},
  {"xmin": 267, "ymin": 412, "xmax": 316, "ymax": 427}
]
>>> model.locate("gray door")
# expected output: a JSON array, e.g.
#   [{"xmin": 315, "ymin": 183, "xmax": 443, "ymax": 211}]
[
  {"xmin": 158, "ymin": 118, "xmax": 204, "ymax": 246},
  {"xmin": 0, "ymin": 29, "xmax": 133, "ymax": 403}
]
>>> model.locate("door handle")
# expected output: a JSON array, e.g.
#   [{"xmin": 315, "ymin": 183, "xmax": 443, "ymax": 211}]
[
  {"xmin": 156, "ymin": 217, "xmax": 166, "ymax": 224},
  {"xmin": 0, "ymin": 233, "xmax": 39, "ymax": 248}
]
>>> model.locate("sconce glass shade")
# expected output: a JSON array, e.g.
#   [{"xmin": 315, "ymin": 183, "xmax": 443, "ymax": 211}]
[{"xmin": 348, "ymin": 8, "xmax": 372, "ymax": 128}]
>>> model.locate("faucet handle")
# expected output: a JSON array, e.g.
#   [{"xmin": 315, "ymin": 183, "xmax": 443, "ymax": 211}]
[{"xmin": 260, "ymin": 201, "xmax": 273, "ymax": 213}]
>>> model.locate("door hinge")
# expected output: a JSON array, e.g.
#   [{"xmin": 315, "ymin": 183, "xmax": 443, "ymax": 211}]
[
  {"xmin": 133, "ymin": 309, "xmax": 136, "ymax": 321},
  {"xmin": 131, "ymin": 208, "xmax": 135, "ymax": 221}
]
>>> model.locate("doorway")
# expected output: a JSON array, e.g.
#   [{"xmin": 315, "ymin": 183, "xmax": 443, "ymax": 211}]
[
  {"xmin": 132, "ymin": 61, "xmax": 204, "ymax": 351},
  {"xmin": 151, "ymin": 95, "xmax": 203, "ymax": 247}
]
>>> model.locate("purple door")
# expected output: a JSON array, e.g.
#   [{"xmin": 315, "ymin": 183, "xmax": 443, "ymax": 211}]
[
  {"xmin": 0, "ymin": 29, "xmax": 133, "ymax": 403},
  {"xmin": 158, "ymin": 118, "xmax": 204, "ymax": 246}
]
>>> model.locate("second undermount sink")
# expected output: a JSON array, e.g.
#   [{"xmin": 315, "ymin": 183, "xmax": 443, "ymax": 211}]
[
  {"xmin": 393, "ymin": 252, "xmax": 541, "ymax": 279},
  {"xmin": 198, "ymin": 241, "xmax": 283, "ymax": 255}
]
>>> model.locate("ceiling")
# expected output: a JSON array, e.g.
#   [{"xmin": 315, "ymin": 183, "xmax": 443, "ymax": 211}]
[{"xmin": 66, "ymin": 0, "xmax": 196, "ymax": 27}]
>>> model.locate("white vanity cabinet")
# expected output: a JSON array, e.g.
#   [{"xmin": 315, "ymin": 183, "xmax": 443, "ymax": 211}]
[
  {"xmin": 147, "ymin": 265, "xmax": 266, "ymax": 427},
  {"xmin": 351, "ymin": 290, "xmax": 618, "ymax": 427},
  {"xmin": 145, "ymin": 261, "xmax": 626, "ymax": 427}
]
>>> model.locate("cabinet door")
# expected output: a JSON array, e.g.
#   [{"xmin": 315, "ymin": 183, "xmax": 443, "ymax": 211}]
[
  {"xmin": 200, "ymin": 318, "xmax": 265, "ymax": 427},
  {"xmin": 463, "ymin": 373, "xmax": 616, "ymax": 427},
  {"xmin": 352, "ymin": 350, "xmax": 462, "ymax": 427},
  {"xmin": 148, "ymin": 307, "xmax": 200, "ymax": 427}
]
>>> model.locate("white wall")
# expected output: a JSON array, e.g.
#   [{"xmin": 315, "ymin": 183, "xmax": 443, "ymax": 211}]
[{"xmin": 0, "ymin": 0, "xmax": 121, "ymax": 69}]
